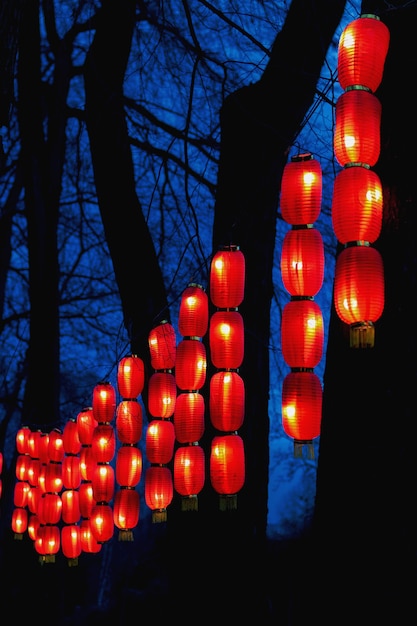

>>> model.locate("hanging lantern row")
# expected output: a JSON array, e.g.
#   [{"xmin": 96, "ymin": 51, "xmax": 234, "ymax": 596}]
[
  {"xmin": 279, "ymin": 153, "xmax": 324, "ymax": 458},
  {"xmin": 332, "ymin": 13, "xmax": 389, "ymax": 348},
  {"xmin": 208, "ymin": 245, "xmax": 246, "ymax": 511}
]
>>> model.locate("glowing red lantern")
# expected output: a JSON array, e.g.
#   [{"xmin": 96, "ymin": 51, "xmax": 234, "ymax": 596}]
[
  {"xmin": 280, "ymin": 153, "xmax": 322, "ymax": 225},
  {"xmin": 61, "ymin": 524, "xmax": 82, "ymax": 565},
  {"xmin": 27, "ymin": 486, "xmax": 41, "ymax": 514},
  {"xmin": 116, "ymin": 445, "xmax": 142, "ymax": 487},
  {"xmin": 146, "ymin": 419, "xmax": 175, "ymax": 465},
  {"xmin": 92, "ymin": 463, "xmax": 115, "ymax": 503},
  {"xmin": 16, "ymin": 454, "xmax": 30, "ymax": 482},
  {"xmin": 80, "ymin": 518, "xmax": 102, "ymax": 553},
  {"xmin": 91, "ymin": 423, "xmax": 116, "ymax": 463},
  {"xmin": 148, "ymin": 321, "xmax": 176, "ymax": 371},
  {"xmin": 338, "ymin": 14, "xmax": 390, "ymax": 92},
  {"xmin": 210, "ymin": 434, "xmax": 245, "ymax": 510},
  {"xmin": 61, "ymin": 489, "xmax": 80, "ymax": 524},
  {"xmin": 90, "ymin": 502, "xmax": 114, "ymax": 543},
  {"xmin": 12, "ymin": 507, "xmax": 28, "ymax": 538},
  {"xmin": 173, "ymin": 392, "xmax": 205, "ymax": 444},
  {"xmin": 79, "ymin": 482, "xmax": 94, "ymax": 519},
  {"xmin": 144, "ymin": 465, "xmax": 173, "ymax": 523},
  {"xmin": 117, "ymin": 354, "xmax": 145, "ymax": 399},
  {"xmin": 334, "ymin": 89, "xmax": 381, "ymax": 167},
  {"xmin": 37, "ymin": 524, "xmax": 60, "ymax": 562},
  {"xmin": 175, "ymin": 338, "xmax": 207, "ymax": 391},
  {"xmin": 281, "ymin": 226, "xmax": 324, "ymax": 297},
  {"xmin": 209, "ymin": 310, "xmax": 244, "ymax": 370},
  {"xmin": 16, "ymin": 426, "xmax": 31, "ymax": 455},
  {"xmin": 174, "ymin": 444, "xmax": 205, "ymax": 510},
  {"xmin": 334, "ymin": 244, "xmax": 384, "ymax": 347},
  {"xmin": 113, "ymin": 488, "xmax": 140, "ymax": 541},
  {"xmin": 178, "ymin": 283, "xmax": 209, "ymax": 337},
  {"xmin": 63, "ymin": 419, "xmax": 81, "ymax": 456},
  {"xmin": 28, "ymin": 514, "xmax": 40, "ymax": 541},
  {"xmin": 210, "ymin": 245, "xmax": 245, "ymax": 309},
  {"xmin": 77, "ymin": 407, "xmax": 97, "ymax": 445},
  {"xmin": 80, "ymin": 445, "xmax": 95, "ymax": 481},
  {"xmin": 332, "ymin": 165, "xmax": 382, "ymax": 244},
  {"xmin": 148, "ymin": 372, "xmax": 177, "ymax": 418},
  {"xmin": 38, "ymin": 492, "xmax": 62, "ymax": 525},
  {"xmin": 48, "ymin": 429, "xmax": 64, "ymax": 463},
  {"xmin": 281, "ymin": 300, "xmax": 324, "ymax": 369},
  {"xmin": 27, "ymin": 430, "xmax": 41, "ymax": 460},
  {"xmin": 27, "ymin": 458, "xmax": 41, "ymax": 487},
  {"xmin": 62, "ymin": 455, "xmax": 81, "ymax": 490},
  {"xmin": 116, "ymin": 399, "xmax": 143, "ymax": 444},
  {"xmin": 13, "ymin": 480, "xmax": 30, "ymax": 508},
  {"xmin": 209, "ymin": 371, "xmax": 245, "ymax": 432},
  {"xmin": 92, "ymin": 382, "xmax": 116, "ymax": 424},
  {"xmin": 44, "ymin": 461, "xmax": 63, "ymax": 494},
  {"xmin": 282, "ymin": 371, "xmax": 322, "ymax": 457}
]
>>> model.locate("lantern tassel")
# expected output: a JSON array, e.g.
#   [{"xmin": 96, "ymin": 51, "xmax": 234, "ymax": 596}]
[
  {"xmin": 152, "ymin": 509, "xmax": 167, "ymax": 523},
  {"xmin": 181, "ymin": 495, "xmax": 198, "ymax": 512},
  {"xmin": 67, "ymin": 558, "xmax": 79, "ymax": 567},
  {"xmin": 219, "ymin": 494, "xmax": 238, "ymax": 511},
  {"xmin": 294, "ymin": 440, "xmax": 315, "ymax": 460},
  {"xmin": 118, "ymin": 530, "xmax": 134, "ymax": 541},
  {"xmin": 350, "ymin": 322, "xmax": 375, "ymax": 348}
]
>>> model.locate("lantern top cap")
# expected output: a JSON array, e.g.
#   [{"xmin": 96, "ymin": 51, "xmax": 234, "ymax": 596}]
[
  {"xmin": 359, "ymin": 13, "xmax": 381, "ymax": 20},
  {"xmin": 187, "ymin": 282, "xmax": 205, "ymax": 290},
  {"xmin": 218, "ymin": 244, "xmax": 240, "ymax": 252},
  {"xmin": 291, "ymin": 152, "xmax": 313, "ymax": 162}
]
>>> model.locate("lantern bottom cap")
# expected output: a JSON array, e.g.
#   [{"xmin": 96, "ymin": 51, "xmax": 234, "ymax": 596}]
[{"xmin": 350, "ymin": 321, "xmax": 375, "ymax": 348}]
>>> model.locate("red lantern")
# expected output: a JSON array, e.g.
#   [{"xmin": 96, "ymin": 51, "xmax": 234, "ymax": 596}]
[
  {"xmin": 173, "ymin": 392, "xmax": 205, "ymax": 444},
  {"xmin": 91, "ymin": 423, "xmax": 116, "ymax": 463},
  {"xmin": 332, "ymin": 165, "xmax": 382, "ymax": 244},
  {"xmin": 44, "ymin": 461, "xmax": 63, "ymax": 494},
  {"xmin": 113, "ymin": 488, "xmax": 140, "ymax": 541},
  {"xmin": 116, "ymin": 446, "xmax": 142, "ymax": 488},
  {"xmin": 209, "ymin": 310, "xmax": 244, "ymax": 370},
  {"xmin": 92, "ymin": 463, "xmax": 114, "ymax": 503},
  {"xmin": 16, "ymin": 454, "xmax": 30, "ymax": 482},
  {"xmin": 37, "ymin": 524, "xmax": 60, "ymax": 562},
  {"xmin": 210, "ymin": 245, "xmax": 245, "ymax": 309},
  {"xmin": 13, "ymin": 481, "xmax": 30, "ymax": 508},
  {"xmin": 63, "ymin": 419, "xmax": 81, "ymax": 456},
  {"xmin": 338, "ymin": 15, "xmax": 390, "ymax": 92},
  {"xmin": 62, "ymin": 455, "xmax": 81, "ymax": 490},
  {"xmin": 334, "ymin": 244, "xmax": 384, "ymax": 347},
  {"xmin": 92, "ymin": 382, "xmax": 116, "ymax": 424},
  {"xmin": 282, "ymin": 371, "xmax": 322, "ymax": 457},
  {"xmin": 148, "ymin": 321, "xmax": 176, "ymax": 371},
  {"xmin": 80, "ymin": 518, "xmax": 102, "ymax": 553},
  {"xmin": 209, "ymin": 371, "xmax": 245, "ymax": 432},
  {"xmin": 117, "ymin": 354, "xmax": 145, "ymax": 399},
  {"xmin": 27, "ymin": 430, "xmax": 41, "ymax": 460},
  {"xmin": 38, "ymin": 492, "xmax": 62, "ymax": 525},
  {"xmin": 28, "ymin": 514, "xmax": 40, "ymax": 541},
  {"xmin": 174, "ymin": 444, "xmax": 205, "ymax": 511},
  {"xmin": 61, "ymin": 489, "xmax": 81, "ymax": 524},
  {"xmin": 48, "ymin": 429, "xmax": 64, "ymax": 463},
  {"xmin": 16, "ymin": 426, "xmax": 31, "ymax": 455},
  {"xmin": 12, "ymin": 507, "xmax": 28, "ymax": 538},
  {"xmin": 116, "ymin": 399, "xmax": 143, "ymax": 444},
  {"xmin": 210, "ymin": 434, "xmax": 245, "ymax": 510},
  {"xmin": 146, "ymin": 419, "xmax": 175, "ymax": 465},
  {"xmin": 80, "ymin": 445, "xmax": 95, "ymax": 481},
  {"xmin": 27, "ymin": 458, "xmax": 41, "ymax": 487},
  {"xmin": 281, "ymin": 300, "xmax": 324, "ymax": 369},
  {"xmin": 90, "ymin": 502, "xmax": 114, "ymax": 543},
  {"xmin": 148, "ymin": 372, "xmax": 177, "ymax": 418},
  {"xmin": 27, "ymin": 486, "xmax": 41, "ymax": 513},
  {"xmin": 280, "ymin": 153, "xmax": 322, "ymax": 225},
  {"xmin": 175, "ymin": 338, "xmax": 207, "ymax": 391},
  {"xmin": 61, "ymin": 524, "xmax": 82, "ymax": 565},
  {"xmin": 334, "ymin": 89, "xmax": 381, "ymax": 167},
  {"xmin": 178, "ymin": 283, "xmax": 209, "ymax": 337},
  {"xmin": 79, "ymin": 482, "xmax": 94, "ymax": 519},
  {"xmin": 145, "ymin": 466, "xmax": 173, "ymax": 523},
  {"xmin": 280, "ymin": 227, "xmax": 324, "ymax": 297},
  {"xmin": 77, "ymin": 407, "xmax": 97, "ymax": 445}
]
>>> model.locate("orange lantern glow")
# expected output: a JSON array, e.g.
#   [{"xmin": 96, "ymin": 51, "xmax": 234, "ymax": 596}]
[
  {"xmin": 48, "ymin": 429, "xmax": 64, "ymax": 463},
  {"xmin": 92, "ymin": 463, "xmax": 115, "ymax": 503},
  {"xmin": 146, "ymin": 419, "xmax": 175, "ymax": 465},
  {"xmin": 62, "ymin": 455, "xmax": 81, "ymax": 490},
  {"xmin": 148, "ymin": 320, "xmax": 176, "ymax": 371},
  {"xmin": 334, "ymin": 244, "xmax": 384, "ymax": 348},
  {"xmin": 37, "ymin": 524, "xmax": 60, "ymax": 563},
  {"xmin": 174, "ymin": 444, "xmax": 205, "ymax": 511},
  {"xmin": 16, "ymin": 426, "xmax": 31, "ymax": 455},
  {"xmin": 145, "ymin": 465, "xmax": 173, "ymax": 523},
  {"xmin": 117, "ymin": 354, "xmax": 145, "ymax": 399},
  {"xmin": 44, "ymin": 461, "xmax": 63, "ymax": 494},
  {"xmin": 77, "ymin": 407, "xmax": 97, "ymax": 445},
  {"xmin": 175, "ymin": 338, "xmax": 207, "ymax": 391},
  {"xmin": 27, "ymin": 485, "xmax": 41, "ymax": 514},
  {"xmin": 16, "ymin": 454, "xmax": 30, "ymax": 482},
  {"xmin": 332, "ymin": 165, "xmax": 382, "ymax": 244},
  {"xmin": 210, "ymin": 245, "xmax": 245, "ymax": 309},
  {"xmin": 178, "ymin": 283, "xmax": 209, "ymax": 337},
  {"xmin": 28, "ymin": 514, "xmax": 40, "ymax": 541},
  {"xmin": 116, "ymin": 445, "xmax": 142, "ymax": 488},
  {"xmin": 338, "ymin": 14, "xmax": 390, "ymax": 92},
  {"xmin": 113, "ymin": 488, "xmax": 140, "ymax": 541},
  {"xmin": 92, "ymin": 382, "xmax": 116, "ymax": 424},
  {"xmin": 148, "ymin": 372, "xmax": 177, "ymax": 418},
  {"xmin": 63, "ymin": 419, "xmax": 81, "ymax": 456},
  {"xmin": 11, "ymin": 507, "xmax": 28, "ymax": 538},
  {"xmin": 281, "ymin": 300, "xmax": 324, "ymax": 369},
  {"xmin": 116, "ymin": 400, "xmax": 143, "ymax": 444},
  {"xmin": 209, "ymin": 310, "xmax": 244, "ymax": 370},
  {"xmin": 38, "ymin": 492, "xmax": 62, "ymax": 525},
  {"xmin": 80, "ymin": 518, "xmax": 102, "ymax": 553},
  {"xmin": 282, "ymin": 371, "xmax": 322, "ymax": 458},
  {"xmin": 13, "ymin": 480, "xmax": 30, "ymax": 508},
  {"xmin": 90, "ymin": 502, "xmax": 114, "ymax": 543},
  {"xmin": 79, "ymin": 482, "xmax": 94, "ymax": 519},
  {"xmin": 209, "ymin": 371, "xmax": 245, "ymax": 432},
  {"xmin": 280, "ymin": 226, "xmax": 324, "ymax": 297},
  {"xmin": 334, "ymin": 89, "xmax": 381, "ymax": 167},
  {"xmin": 91, "ymin": 423, "xmax": 116, "ymax": 463},
  {"xmin": 210, "ymin": 434, "xmax": 245, "ymax": 510},
  {"xmin": 280, "ymin": 153, "xmax": 322, "ymax": 225},
  {"xmin": 61, "ymin": 524, "xmax": 82, "ymax": 566},
  {"xmin": 61, "ymin": 489, "xmax": 81, "ymax": 524},
  {"xmin": 80, "ymin": 445, "xmax": 95, "ymax": 481},
  {"xmin": 173, "ymin": 392, "xmax": 205, "ymax": 444}
]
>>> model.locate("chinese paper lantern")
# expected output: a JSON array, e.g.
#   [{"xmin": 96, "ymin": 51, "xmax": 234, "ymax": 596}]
[
  {"xmin": 178, "ymin": 283, "xmax": 209, "ymax": 337},
  {"xmin": 332, "ymin": 165, "xmax": 382, "ymax": 244},
  {"xmin": 63, "ymin": 419, "xmax": 81, "ymax": 456},
  {"xmin": 79, "ymin": 481, "xmax": 94, "ymax": 519},
  {"xmin": 11, "ymin": 507, "xmax": 28, "ymax": 539},
  {"xmin": 173, "ymin": 392, "xmax": 205, "ymax": 444},
  {"xmin": 280, "ymin": 226, "xmax": 324, "ymax": 297},
  {"xmin": 282, "ymin": 370, "xmax": 322, "ymax": 458},
  {"xmin": 209, "ymin": 371, "xmax": 245, "ymax": 432},
  {"xmin": 117, "ymin": 354, "xmax": 145, "ymax": 399},
  {"xmin": 61, "ymin": 489, "xmax": 80, "ymax": 524},
  {"xmin": 16, "ymin": 454, "xmax": 30, "ymax": 482},
  {"xmin": 37, "ymin": 523, "xmax": 60, "ymax": 563},
  {"xmin": 210, "ymin": 434, "xmax": 245, "ymax": 510},
  {"xmin": 145, "ymin": 465, "xmax": 173, "ymax": 523},
  {"xmin": 80, "ymin": 445, "xmax": 95, "ymax": 481},
  {"xmin": 80, "ymin": 518, "xmax": 102, "ymax": 553},
  {"xmin": 334, "ymin": 244, "xmax": 384, "ymax": 347},
  {"xmin": 146, "ymin": 419, "xmax": 175, "ymax": 465},
  {"xmin": 48, "ymin": 429, "xmax": 64, "ymax": 463},
  {"xmin": 334, "ymin": 89, "xmax": 381, "ymax": 167},
  {"xmin": 77, "ymin": 407, "xmax": 97, "ymax": 445},
  {"xmin": 148, "ymin": 321, "xmax": 176, "ymax": 371},
  {"xmin": 209, "ymin": 310, "xmax": 244, "ymax": 370},
  {"xmin": 16, "ymin": 426, "xmax": 31, "ymax": 455},
  {"xmin": 113, "ymin": 488, "xmax": 140, "ymax": 541},
  {"xmin": 338, "ymin": 14, "xmax": 390, "ymax": 92},
  {"xmin": 92, "ymin": 463, "xmax": 115, "ymax": 503},
  {"xmin": 28, "ymin": 514, "xmax": 40, "ymax": 541},
  {"xmin": 27, "ymin": 485, "xmax": 41, "ymax": 514},
  {"xmin": 281, "ymin": 299, "xmax": 324, "ymax": 369},
  {"xmin": 38, "ymin": 492, "xmax": 62, "ymax": 525},
  {"xmin": 148, "ymin": 371, "xmax": 177, "ymax": 418},
  {"xmin": 92, "ymin": 382, "xmax": 116, "ymax": 424},
  {"xmin": 174, "ymin": 444, "xmax": 205, "ymax": 511},
  {"xmin": 280, "ymin": 153, "xmax": 322, "ymax": 225},
  {"xmin": 90, "ymin": 502, "xmax": 114, "ymax": 543},
  {"xmin": 116, "ymin": 445, "xmax": 142, "ymax": 488},
  {"xmin": 61, "ymin": 524, "xmax": 81, "ymax": 566},
  {"xmin": 27, "ymin": 429, "xmax": 41, "ymax": 461},
  {"xmin": 44, "ymin": 461, "xmax": 63, "ymax": 494},
  {"xmin": 62, "ymin": 455, "xmax": 81, "ymax": 490},
  {"xmin": 116, "ymin": 399, "xmax": 143, "ymax": 444},
  {"xmin": 210, "ymin": 245, "xmax": 245, "ymax": 309},
  {"xmin": 13, "ymin": 480, "xmax": 30, "ymax": 508},
  {"xmin": 91, "ymin": 423, "xmax": 116, "ymax": 463},
  {"xmin": 175, "ymin": 338, "xmax": 207, "ymax": 391}
]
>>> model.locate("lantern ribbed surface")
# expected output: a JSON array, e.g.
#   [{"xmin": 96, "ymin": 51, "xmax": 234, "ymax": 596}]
[
  {"xmin": 76, "ymin": 408, "xmax": 97, "ymax": 445},
  {"xmin": 210, "ymin": 246, "xmax": 245, "ymax": 309},
  {"xmin": 62, "ymin": 455, "xmax": 81, "ymax": 490},
  {"xmin": 334, "ymin": 244, "xmax": 384, "ymax": 326},
  {"xmin": 146, "ymin": 419, "xmax": 175, "ymax": 465},
  {"xmin": 80, "ymin": 445, "xmax": 95, "ymax": 481},
  {"xmin": 148, "ymin": 372, "xmax": 177, "ymax": 418},
  {"xmin": 91, "ymin": 423, "xmax": 116, "ymax": 463},
  {"xmin": 210, "ymin": 434, "xmax": 245, "ymax": 495},
  {"xmin": 281, "ymin": 227, "xmax": 324, "ymax": 297},
  {"xmin": 116, "ymin": 445, "xmax": 142, "ymax": 487},
  {"xmin": 80, "ymin": 518, "xmax": 102, "ymax": 553},
  {"xmin": 145, "ymin": 466, "xmax": 173, "ymax": 520},
  {"xmin": 79, "ymin": 482, "xmax": 94, "ymax": 518},
  {"xmin": 332, "ymin": 166, "xmax": 382, "ymax": 243},
  {"xmin": 173, "ymin": 392, "xmax": 205, "ymax": 443},
  {"xmin": 13, "ymin": 481, "xmax": 29, "ymax": 508},
  {"xmin": 209, "ymin": 371, "xmax": 245, "ymax": 432},
  {"xmin": 61, "ymin": 490, "xmax": 80, "ymax": 524},
  {"xmin": 116, "ymin": 400, "xmax": 142, "ymax": 444},
  {"xmin": 175, "ymin": 338, "xmax": 207, "ymax": 391},
  {"xmin": 281, "ymin": 299, "xmax": 324, "ymax": 369},
  {"xmin": 178, "ymin": 283, "xmax": 208, "ymax": 337},
  {"xmin": 280, "ymin": 154, "xmax": 322, "ymax": 225},
  {"xmin": 92, "ymin": 463, "xmax": 115, "ymax": 503},
  {"xmin": 148, "ymin": 321, "xmax": 176, "ymax": 371},
  {"xmin": 338, "ymin": 15, "xmax": 390, "ymax": 92},
  {"xmin": 113, "ymin": 488, "xmax": 140, "ymax": 537},
  {"xmin": 92, "ymin": 382, "xmax": 116, "ymax": 424},
  {"xmin": 61, "ymin": 524, "xmax": 81, "ymax": 562},
  {"xmin": 209, "ymin": 310, "xmax": 244, "ymax": 370},
  {"xmin": 63, "ymin": 419, "xmax": 81, "ymax": 456},
  {"xmin": 174, "ymin": 444, "xmax": 205, "ymax": 498},
  {"xmin": 334, "ymin": 89, "xmax": 381, "ymax": 167},
  {"xmin": 117, "ymin": 354, "xmax": 144, "ymax": 399},
  {"xmin": 90, "ymin": 502, "xmax": 114, "ymax": 543},
  {"xmin": 12, "ymin": 507, "xmax": 28, "ymax": 535},
  {"xmin": 38, "ymin": 492, "xmax": 62, "ymax": 525},
  {"xmin": 282, "ymin": 371, "xmax": 322, "ymax": 442}
]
